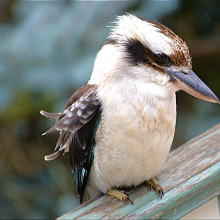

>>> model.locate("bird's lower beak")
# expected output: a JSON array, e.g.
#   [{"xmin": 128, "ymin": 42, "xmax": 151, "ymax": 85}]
[{"xmin": 167, "ymin": 69, "xmax": 220, "ymax": 104}]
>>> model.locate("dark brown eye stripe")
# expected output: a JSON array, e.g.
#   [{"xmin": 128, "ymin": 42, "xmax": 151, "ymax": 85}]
[
  {"xmin": 106, "ymin": 18, "xmax": 192, "ymax": 68},
  {"xmin": 124, "ymin": 38, "xmax": 154, "ymax": 65}
]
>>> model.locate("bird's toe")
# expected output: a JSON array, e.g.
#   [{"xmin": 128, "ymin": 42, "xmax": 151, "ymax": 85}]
[
  {"xmin": 146, "ymin": 177, "xmax": 164, "ymax": 198},
  {"xmin": 107, "ymin": 189, "xmax": 133, "ymax": 205}
]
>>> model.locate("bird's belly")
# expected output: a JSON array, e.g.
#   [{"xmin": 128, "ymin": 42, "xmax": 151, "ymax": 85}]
[{"xmin": 90, "ymin": 113, "xmax": 175, "ymax": 193}]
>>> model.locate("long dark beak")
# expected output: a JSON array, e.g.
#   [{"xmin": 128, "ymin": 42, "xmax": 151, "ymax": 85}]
[{"xmin": 167, "ymin": 69, "xmax": 220, "ymax": 104}]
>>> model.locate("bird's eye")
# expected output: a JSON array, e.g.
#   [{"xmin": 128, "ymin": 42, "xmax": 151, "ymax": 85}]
[{"xmin": 154, "ymin": 52, "xmax": 169, "ymax": 65}]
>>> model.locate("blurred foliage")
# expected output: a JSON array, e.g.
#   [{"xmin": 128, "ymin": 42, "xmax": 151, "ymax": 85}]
[{"xmin": 0, "ymin": 0, "xmax": 219, "ymax": 219}]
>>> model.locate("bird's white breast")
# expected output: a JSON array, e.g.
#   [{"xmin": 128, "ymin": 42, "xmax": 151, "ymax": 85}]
[{"xmin": 87, "ymin": 78, "xmax": 177, "ymax": 194}]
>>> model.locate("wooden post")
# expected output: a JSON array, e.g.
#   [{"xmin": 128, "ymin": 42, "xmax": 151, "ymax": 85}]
[{"xmin": 58, "ymin": 123, "xmax": 220, "ymax": 219}]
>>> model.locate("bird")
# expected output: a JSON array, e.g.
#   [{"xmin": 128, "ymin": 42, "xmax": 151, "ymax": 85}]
[{"xmin": 40, "ymin": 14, "xmax": 219, "ymax": 204}]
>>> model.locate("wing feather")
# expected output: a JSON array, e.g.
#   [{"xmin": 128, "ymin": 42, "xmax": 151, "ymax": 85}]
[{"xmin": 40, "ymin": 83, "xmax": 101, "ymax": 203}]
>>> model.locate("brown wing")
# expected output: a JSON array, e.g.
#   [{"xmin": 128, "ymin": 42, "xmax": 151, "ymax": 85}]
[{"xmin": 40, "ymin": 83, "xmax": 101, "ymax": 203}]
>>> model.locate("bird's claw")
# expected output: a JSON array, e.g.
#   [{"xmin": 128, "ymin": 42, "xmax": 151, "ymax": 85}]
[
  {"xmin": 122, "ymin": 195, "xmax": 133, "ymax": 204},
  {"xmin": 147, "ymin": 181, "xmax": 152, "ymax": 190},
  {"xmin": 146, "ymin": 178, "xmax": 164, "ymax": 199},
  {"xmin": 123, "ymin": 191, "xmax": 130, "ymax": 196},
  {"xmin": 107, "ymin": 189, "xmax": 133, "ymax": 205},
  {"xmin": 158, "ymin": 189, "xmax": 164, "ymax": 199}
]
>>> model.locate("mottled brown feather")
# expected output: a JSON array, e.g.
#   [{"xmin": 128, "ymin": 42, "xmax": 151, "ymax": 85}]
[
  {"xmin": 41, "ymin": 83, "xmax": 101, "ymax": 203},
  {"xmin": 134, "ymin": 17, "xmax": 192, "ymax": 68},
  {"xmin": 64, "ymin": 83, "xmax": 95, "ymax": 110}
]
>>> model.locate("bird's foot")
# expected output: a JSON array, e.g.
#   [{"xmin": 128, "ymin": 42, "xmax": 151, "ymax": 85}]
[
  {"xmin": 107, "ymin": 189, "xmax": 133, "ymax": 205},
  {"xmin": 146, "ymin": 177, "xmax": 164, "ymax": 198}
]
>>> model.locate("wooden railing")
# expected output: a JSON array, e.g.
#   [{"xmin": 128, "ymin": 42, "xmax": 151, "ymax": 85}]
[{"xmin": 58, "ymin": 123, "xmax": 220, "ymax": 219}]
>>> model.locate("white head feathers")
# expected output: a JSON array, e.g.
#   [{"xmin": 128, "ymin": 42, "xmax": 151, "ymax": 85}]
[{"xmin": 109, "ymin": 14, "xmax": 175, "ymax": 55}]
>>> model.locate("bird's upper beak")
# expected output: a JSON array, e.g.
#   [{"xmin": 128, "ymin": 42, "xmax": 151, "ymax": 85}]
[{"xmin": 166, "ymin": 69, "xmax": 220, "ymax": 104}]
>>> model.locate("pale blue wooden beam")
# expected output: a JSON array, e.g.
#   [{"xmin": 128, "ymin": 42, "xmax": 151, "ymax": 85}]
[
  {"xmin": 127, "ymin": 161, "xmax": 220, "ymax": 219},
  {"xmin": 58, "ymin": 123, "xmax": 220, "ymax": 219}
]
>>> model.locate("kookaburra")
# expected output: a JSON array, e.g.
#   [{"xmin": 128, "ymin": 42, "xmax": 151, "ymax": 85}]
[{"xmin": 41, "ymin": 14, "xmax": 219, "ymax": 204}]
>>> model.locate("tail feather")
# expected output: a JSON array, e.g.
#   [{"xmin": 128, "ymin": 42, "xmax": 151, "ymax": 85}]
[
  {"xmin": 41, "ymin": 126, "xmax": 56, "ymax": 136},
  {"xmin": 55, "ymin": 130, "xmax": 70, "ymax": 151},
  {"xmin": 40, "ymin": 110, "xmax": 63, "ymax": 119},
  {"xmin": 44, "ymin": 151, "xmax": 60, "ymax": 161}
]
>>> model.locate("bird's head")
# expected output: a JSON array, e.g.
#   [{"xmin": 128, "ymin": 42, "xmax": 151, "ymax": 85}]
[{"xmin": 90, "ymin": 14, "xmax": 219, "ymax": 104}]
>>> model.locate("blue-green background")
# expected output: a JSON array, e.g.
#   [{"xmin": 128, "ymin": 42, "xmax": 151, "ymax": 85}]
[{"xmin": 0, "ymin": 0, "xmax": 219, "ymax": 218}]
